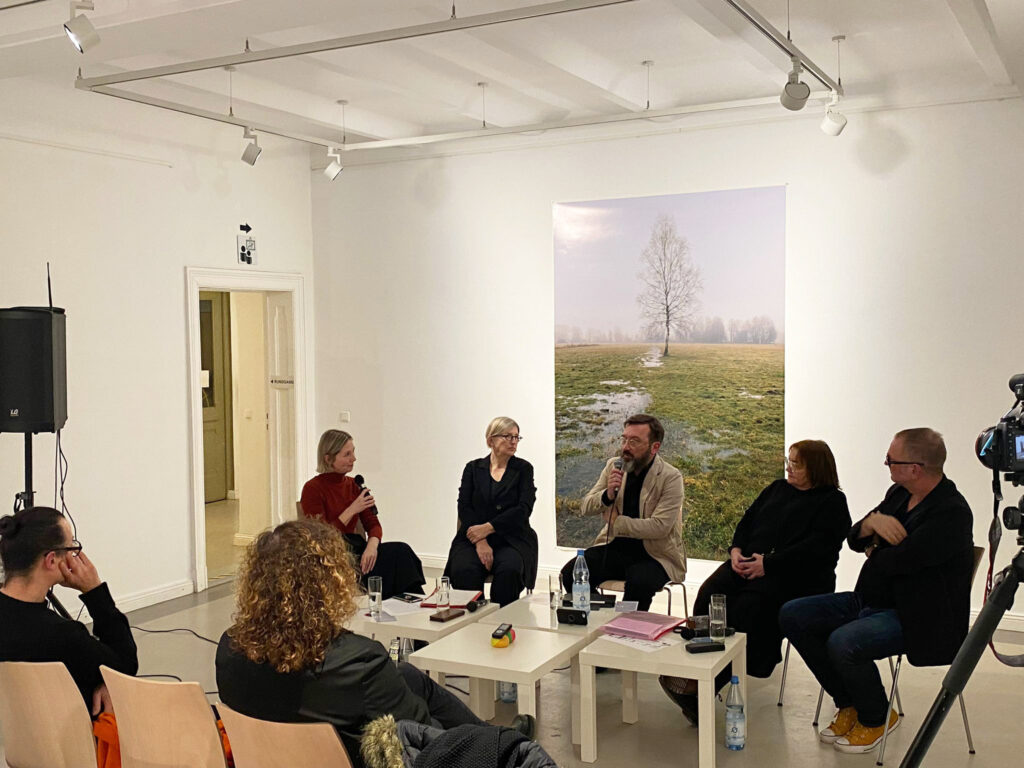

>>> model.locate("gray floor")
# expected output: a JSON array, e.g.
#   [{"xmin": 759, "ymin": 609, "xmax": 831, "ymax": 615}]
[{"xmin": 4, "ymin": 576, "xmax": 1022, "ymax": 767}]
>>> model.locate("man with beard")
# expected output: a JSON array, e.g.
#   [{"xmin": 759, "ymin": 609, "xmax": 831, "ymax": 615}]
[{"xmin": 560, "ymin": 414, "xmax": 686, "ymax": 611}]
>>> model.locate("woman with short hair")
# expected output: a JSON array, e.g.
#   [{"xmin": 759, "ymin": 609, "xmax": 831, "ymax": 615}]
[
  {"xmin": 215, "ymin": 520, "xmax": 534, "ymax": 764},
  {"xmin": 444, "ymin": 417, "xmax": 538, "ymax": 606},
  {"xmin": 301, "ymin": 429, "xmax": 424, "ymax": 599},
  {"xmin": 660, "ymin": 440, "xmax": 851, "ymax": 725}
]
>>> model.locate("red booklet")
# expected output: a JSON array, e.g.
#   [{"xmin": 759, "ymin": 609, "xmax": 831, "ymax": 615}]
[
  {"xmin": 420, "ymin": 588, "xmax": 483, "ymax": 608},
  {"xmin": 601, "ymin": 611, "xmax": 684, "ymax": 641}
]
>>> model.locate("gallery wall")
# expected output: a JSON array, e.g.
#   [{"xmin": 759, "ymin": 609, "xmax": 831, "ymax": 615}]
[
  {"xmin": 0, "ymin": 76, "xmax": 316, "ymax": 612},
  {"xmin": 312, "ymin": 96, "xmax": 1024, "ymax": 626}
]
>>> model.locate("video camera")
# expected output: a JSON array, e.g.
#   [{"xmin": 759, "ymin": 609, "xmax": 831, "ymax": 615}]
[{"xmin": 975, "ymin": 373, "xmax": 1024, "ymax": 479}]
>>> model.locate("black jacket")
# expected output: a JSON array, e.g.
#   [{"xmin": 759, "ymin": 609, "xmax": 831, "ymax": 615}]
[
  {"xmin": 850, "ymin": 477, "xmax": 974, "ymax": 667},
  {"xmin": 446, "ymin": 455, "xmax": 539, "ymax": 590},
  {"xmin": 216, "ymin": 631, "xmax": 430, "ymax": 765}
]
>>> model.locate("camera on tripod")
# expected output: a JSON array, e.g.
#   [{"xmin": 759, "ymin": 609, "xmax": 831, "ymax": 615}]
[{"xmin": 976, "ymin": 373, "xmax": 1024, "ymax": 480}]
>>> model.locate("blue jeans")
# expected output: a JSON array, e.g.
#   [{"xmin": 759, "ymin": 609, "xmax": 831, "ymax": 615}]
[{"xmin": 778, "ymin": 592, "xmax": 904, "ymax": 727}]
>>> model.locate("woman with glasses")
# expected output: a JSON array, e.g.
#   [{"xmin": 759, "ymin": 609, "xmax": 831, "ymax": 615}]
[
  {"xmin": 0, "ymin": 506, "xmax": 138, "ymax": 712},
  {"xmin": 301, "ymin": 429, "xmax": 424, "ymax": 599},
  {"xmin": 443, "ymin": 417, "xmax": 538, "ymax": 606},
  {"xmin": 659, "ymin": 440, "xmax": 851, "ymax": 725}
]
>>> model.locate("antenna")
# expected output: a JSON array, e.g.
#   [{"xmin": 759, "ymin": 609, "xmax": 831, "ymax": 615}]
[{"xmin": 47, "ymin": 262, "xmax": 53, "ymax": 308}]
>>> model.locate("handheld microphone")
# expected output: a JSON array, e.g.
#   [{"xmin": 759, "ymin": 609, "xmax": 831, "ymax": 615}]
[{"xmin": 353, "ymin": 475, "xmax": 379, "ymax": 515}]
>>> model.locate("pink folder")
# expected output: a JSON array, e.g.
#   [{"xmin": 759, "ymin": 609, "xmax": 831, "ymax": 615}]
[{"xmin": 601, "ymin": 611, "xmax": 684, "ymax": 641}]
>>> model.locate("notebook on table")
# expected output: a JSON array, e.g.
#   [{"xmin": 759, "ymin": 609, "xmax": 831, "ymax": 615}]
[{"xmin": 601, "ymin": 611, "xmax": 684, "ymax": 641}]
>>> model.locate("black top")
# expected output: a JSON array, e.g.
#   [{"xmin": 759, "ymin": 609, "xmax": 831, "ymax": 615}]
[
  {"xmin": 605, "ymin": 459, "xmax": 653, "ymax": 559},
  {"xmin": 731, "ymin": 479, "xmax": 851, "ymax": 598},
  {"xmin": 849, "ymin": 477, "xmax": 974, "ymax": 666},
  {"xmin": 0, "ymin": 583, "xmax": 138, "ymax": 704},
  {"xmin": 216, "ymin": 630, "xmax": 430, "ymax": 764},
  {"xmin": 446, "ymin": 455, "xmax": 539, "ymax": 589}
]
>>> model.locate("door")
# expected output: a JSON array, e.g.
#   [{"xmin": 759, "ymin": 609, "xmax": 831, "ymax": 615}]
[
  {"xmin": 264, "ymin": 291, "xmax": 295, "ymax": 524},
  {"xmin": 200, "ymin": 291, "xmax": 234, "ymax": 503}
]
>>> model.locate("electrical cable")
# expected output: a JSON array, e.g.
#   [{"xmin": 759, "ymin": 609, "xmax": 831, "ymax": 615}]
[
  {"xmin": 445, "ymin": 683, "xmax": 469, "ymax": 696},
  {"xmin": 131, "ymin": 625, "xmax": 219, "ymax": 645}
]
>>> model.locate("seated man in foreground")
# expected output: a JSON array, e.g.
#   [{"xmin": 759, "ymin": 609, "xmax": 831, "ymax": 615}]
[
  {"xmin": 779, "ymin": 428, "xmax": 974, "ymax": 754},
  {"xmin": 561, "ymin": 414, "xmax": 685, "ymax": 611},
  {"xmin": 0, "ymin": 506, "xmax": 138, "ymax": 713}
]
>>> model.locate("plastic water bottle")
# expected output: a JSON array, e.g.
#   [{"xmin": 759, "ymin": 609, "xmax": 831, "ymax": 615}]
[
  {"xmin": 572, "ymin": 549, "xmax": 591, "ymax": 615},
  {"xmin": 725, "ymin": 676, "xmax": 746, "ymax": 750},
  {"xmin": 388, "ymin": 638, "xmax": 401, "ymax": 665},
  {"xmin": 498, "ymin": 681, "xmax": 518, "ymax": 703}
]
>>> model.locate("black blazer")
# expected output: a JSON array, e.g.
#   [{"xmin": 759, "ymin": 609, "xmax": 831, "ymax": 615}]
[
  {"xmin": 446, "ymin": 455, "xmax": 539, "ymax": 590},
  {"xmin": 850, "ymin": 477, "xmax": 974, "ymax": 667}
]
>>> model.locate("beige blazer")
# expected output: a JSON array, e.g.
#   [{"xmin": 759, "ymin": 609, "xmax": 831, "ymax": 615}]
[{"xmin": 581, "ymin": 454, "xmax": 687, "ymax": 583}]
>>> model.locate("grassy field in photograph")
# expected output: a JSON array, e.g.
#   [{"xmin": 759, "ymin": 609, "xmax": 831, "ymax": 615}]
[{"xmin": 555, "ymin": 343, "xmax": 784, "ymax": 560}]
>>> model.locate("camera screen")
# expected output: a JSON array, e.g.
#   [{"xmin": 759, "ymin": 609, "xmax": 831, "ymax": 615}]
[{"xmin": 1017, "ymin": 434, "xmax": 1024, "ymax": 460}]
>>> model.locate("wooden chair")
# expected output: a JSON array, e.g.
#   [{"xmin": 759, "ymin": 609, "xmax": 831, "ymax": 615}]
[
  {"xmin": 100, "ymin": 666, "xmax": 227, "ymax": 768},
  {"xmin": 218, "ymin": 704, "xmax": 353, "ymax": 768},
  {"xmin": 0, "ymin": 661, "xmax": 96, "ymax": 768},
  {"xmin": 597, "ymin": 579, "xmax": 689, "ymax": 617}
]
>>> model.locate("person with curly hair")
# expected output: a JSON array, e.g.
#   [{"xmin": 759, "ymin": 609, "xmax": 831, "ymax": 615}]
[{"xmin": 215, "ymin": 520, "xmax": 534, "ymax": 765}]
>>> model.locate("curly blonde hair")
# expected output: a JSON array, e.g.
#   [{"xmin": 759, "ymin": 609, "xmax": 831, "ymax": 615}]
[{"xmin": 227, "ymin": 519, "xmax": 360, "ymax": 673}]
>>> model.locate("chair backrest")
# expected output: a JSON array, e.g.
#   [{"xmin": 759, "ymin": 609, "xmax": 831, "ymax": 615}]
[
  {"xmin": 0, "ymin": 662, "xmax": 97, "ymax": 768},
  {"xmin": 101, "ymin": 666, "xmax": 227, "ymax": 768},
  {"xmin": 218, "ymin": 704, "xmax": 353, "ymax": 768}
]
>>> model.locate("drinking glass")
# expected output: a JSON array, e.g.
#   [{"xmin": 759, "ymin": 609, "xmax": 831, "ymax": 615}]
[
  {"xmin": 548, "ymin": 573, "xmax": 563, "ymax": 610},
  {"xmin": 710, "ymin": 594, "xmax": 727, "ymax": 642},
  {"xmin": 368, "ymin": 576, "xmax": 383, "ymax": 620},
  {"xmin": 437, "ymin": 576, "xmax": 451, "ymax": 611}
]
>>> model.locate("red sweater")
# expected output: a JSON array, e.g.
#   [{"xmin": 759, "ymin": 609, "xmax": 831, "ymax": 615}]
[{"xmin": 300, "ymin": 473, "xmax": 384, "ymax": 541}]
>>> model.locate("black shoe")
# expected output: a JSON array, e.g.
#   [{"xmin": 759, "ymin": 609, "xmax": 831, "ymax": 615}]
[
  {"xmin": 658, "ymin": 675, "xmax": 698, "ymax": 726},
  {"xmin": 510, "ymin": 713, "xmax": 536, "ymax": 739}
]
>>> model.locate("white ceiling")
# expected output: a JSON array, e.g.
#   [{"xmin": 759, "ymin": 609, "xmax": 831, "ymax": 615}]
[{"xmin": 1, "ymin": 0, "xmax": 1021, "ymax": 159}]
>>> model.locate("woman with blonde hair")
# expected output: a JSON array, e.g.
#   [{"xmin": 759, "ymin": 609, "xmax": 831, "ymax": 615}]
[
  {"xmin": 215, "ymin": 520, "xmax": 533, "ymax": 764},
  {"xmin": 443, "ymin": 417, "xmax": 538, "ymax": 606},
  {"xmin": 301, "ymin": 429, "xmax": 424, "ymax": 599}
]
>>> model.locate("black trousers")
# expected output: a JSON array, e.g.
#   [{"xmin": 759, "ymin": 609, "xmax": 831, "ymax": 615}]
[
  {"xmin": 344, "ymin": 534, "xmax": 425, "ymax": 600},
  {"xmin": 397, "ymin": 663, "xmax": 486, "ymax": 728},
  {"xmin": 560, "ymin": 542, "xmax": 669, "ymax": 611},
  {"xmin": 447, "ymin": 538, "xmax": 525, "ymax": 607},
  {"xmin": 696, "ymin": 560, "xmax": 788, "ymax": 691}
]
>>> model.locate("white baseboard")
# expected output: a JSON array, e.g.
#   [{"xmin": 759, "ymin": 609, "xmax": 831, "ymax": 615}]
[
  {"xmin": 64, "ymin": 579, "xmax": 194, "ymax": 626},
  {"xmin": 233, "ymin": 533, "xmax": 257, "ymax": 547}
]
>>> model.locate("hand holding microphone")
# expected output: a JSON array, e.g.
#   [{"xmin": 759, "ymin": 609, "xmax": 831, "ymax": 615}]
[{"xmin": 607, "ymin": 458, "xmax": 625, "ymax": 499}]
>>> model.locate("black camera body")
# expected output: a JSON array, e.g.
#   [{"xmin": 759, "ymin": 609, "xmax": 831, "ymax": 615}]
[
  {"xmin": 976, "ymin": 374, "xmax": 1024, "ymax": 477},
  {"xmin": 557, "ymin": 607, "xmax": 588, "ymax": 626}
]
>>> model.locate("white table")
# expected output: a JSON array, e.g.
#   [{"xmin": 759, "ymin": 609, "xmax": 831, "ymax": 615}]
[
  {"xmin": 488, "ymin": 593, "xmax": 619, "ymax": 636},
  {"xmin": 348, "ymin": 596, "xmax": 498, "ymax": 645},
  {"xmin": 578, "ymin": 631, "xmax": 747, "ymax": 768},
  {"xmin": 408, "ymin": 622, "xmax": 588, "ymax": 721}
]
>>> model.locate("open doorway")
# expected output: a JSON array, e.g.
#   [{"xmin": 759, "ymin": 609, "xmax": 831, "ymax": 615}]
[{"xmin": 187, "ymin": 268, "xmax": 307, "ymax": 592}]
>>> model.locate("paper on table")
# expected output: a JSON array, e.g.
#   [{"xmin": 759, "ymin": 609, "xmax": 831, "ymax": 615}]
[
  {"xmin": 602, "ymin": 634, "xmax": 673, "ymax": 652},
  {"xmin": 420, "ymin": 588, "xmax": 483, "ymax": 608},
  {"xmin": 615, "ymin": 601, "xmax": 639, "ymax": 612},
  {"xmin": 363, "ymin": 611, "xmax": 396, "ymax": 622},
  {"xmin": 381, "ymin": 598, "xmax": 424, "ymax": 616}
]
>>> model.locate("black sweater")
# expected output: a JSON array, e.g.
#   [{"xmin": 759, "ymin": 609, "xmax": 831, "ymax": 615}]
[
  {"xmin": 731, "ymin": 479, "xmax": 851, "ymax": 598},
  {"xmin": 0, "ymin": 583, "xmax": 139, "ymax": 704}
]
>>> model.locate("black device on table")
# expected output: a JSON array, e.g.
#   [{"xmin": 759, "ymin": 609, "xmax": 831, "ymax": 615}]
[
  {"xmin": 492, "ymin": 622, "xmax": 513, "ymax": 639},
  {"xmin": 562, "ymin": 594, "xmax": 615, "ymax": 610},
  {"xmin": 685, "ymin": 637, "xmax": 726, "ymax": 653},
  {"xmin": 556, "ymin": 607, "xmax": 588, "ymax": 626},
  {"xmin": 393, "ymin": 593, "xmax": 422, "ymax": 603}
]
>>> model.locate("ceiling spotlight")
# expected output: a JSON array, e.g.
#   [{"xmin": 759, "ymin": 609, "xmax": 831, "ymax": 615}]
[
  {"xmin": 64, "ymin": 1, "xmax": 99, "ymax": 53},
  {"xmin": 821, "ymin": 92, "xmax": 847, "ymax": 136},
  {"xmin": 324, "ymin": 147, "xmax": 343, "ymax": 180},
  {"xmin": 241, "ymin": 127, "xmax": 261, "ymax": 166},
  {"xmin": 780, "ymin": 58, "xmax": 810, "ymax": 111}
]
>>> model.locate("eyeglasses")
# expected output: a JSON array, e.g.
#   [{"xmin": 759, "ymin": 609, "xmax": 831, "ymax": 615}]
[
  {"xmin": 51, "ymin": 540, "xmax": 82, "ymax": 556},
  {"xmin": 884, "ymin": 455, "xmax": 924, "ymax": 467},
  {"xmin": 496, "ymin": 434, "xmax": 523, "ymax": 443},
  {"xmin": 621, "ymin": 436, "xmax": 648, "ymax": 448},
  {"xmin": 784, "ymin": 456, "xmax": 803, "ymax": 469}
]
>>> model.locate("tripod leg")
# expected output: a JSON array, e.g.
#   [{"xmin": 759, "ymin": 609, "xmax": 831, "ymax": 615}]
[
  {"xmin": 877, "ymin": 656, "xmax": 902, "ymax": 766},
  {"xmin": 958, "ymin": 693, "xmax": 975, "ymax": 754}
]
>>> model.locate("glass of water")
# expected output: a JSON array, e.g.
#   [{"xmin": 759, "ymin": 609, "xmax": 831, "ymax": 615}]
[
  {"xmin": 710, "ymin": 594, "xmax": 727, "ymax": 642},
  {"xmin": 437, "ymin": 576, "xmax": 451, "ymax": 611},
  {"xmin": 368, "ymin": 576, "xmax": 383, "ymax": 621},
  {"xmin": 548, "ymin": 573, "xmax": 563, "ymax": 610}
]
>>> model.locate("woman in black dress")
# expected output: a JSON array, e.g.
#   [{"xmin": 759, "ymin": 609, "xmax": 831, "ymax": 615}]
[
  {"xmin": 660, "ymin": 439, "xmax": 851, "ymax": 723},
  {"xmin": 444, "ymin": 417, "xmax": 538, "ymax": 607}
]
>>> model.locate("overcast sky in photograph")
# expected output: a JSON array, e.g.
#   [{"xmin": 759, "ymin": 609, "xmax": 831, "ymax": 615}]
[{"xmin": 553, "ymin": 186, "xmax": 785, "ymax": 337}]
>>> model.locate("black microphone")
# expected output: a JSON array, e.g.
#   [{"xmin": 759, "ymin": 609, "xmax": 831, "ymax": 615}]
[{"xmin": 353, "ymin": 475, "xmax": 379, "ymax": 515}]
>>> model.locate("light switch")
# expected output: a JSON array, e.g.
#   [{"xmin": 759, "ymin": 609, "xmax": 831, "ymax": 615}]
[{"xmin": 339, "ymin": 411, "xmax": 351, "ymax": 423}]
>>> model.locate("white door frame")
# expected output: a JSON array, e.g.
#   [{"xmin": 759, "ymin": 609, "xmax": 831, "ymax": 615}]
[{"xmin": 185, "ymin": 267, "xmax": 308, "ymax": 592}]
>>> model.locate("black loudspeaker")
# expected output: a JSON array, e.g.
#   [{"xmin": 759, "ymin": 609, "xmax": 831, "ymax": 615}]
[{"xmin": 0, "ymin": 307, "xmax": 68, "ymax": 433}]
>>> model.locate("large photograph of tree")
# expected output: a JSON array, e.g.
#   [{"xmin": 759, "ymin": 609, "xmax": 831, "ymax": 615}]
[{"xmin": 554, "ymin": 187, "xmax": 785, "ymax": 559}]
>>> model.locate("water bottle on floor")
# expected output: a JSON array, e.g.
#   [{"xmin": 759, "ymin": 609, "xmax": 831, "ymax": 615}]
[
  {"xmin": 572, "ymin": 550, "xmax": 591, "ymax": 615},
  {"xmin": 725, "ymin": 676, "xmax": 746, "ymax": 750},
  {"xmin": 498, "ymin": 681, "xmax": 518, "ymax": 703}
]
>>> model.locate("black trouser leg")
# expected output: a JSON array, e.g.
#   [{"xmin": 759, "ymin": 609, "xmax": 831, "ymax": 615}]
[{"xmin": 397, "ymin": 663, "xmax": 486, "ymax": 727}]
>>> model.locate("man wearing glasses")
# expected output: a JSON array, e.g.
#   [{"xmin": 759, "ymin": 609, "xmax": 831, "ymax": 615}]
[
  {"xmin": 560, "ymin": 413, "xmax": 685, "ymax": 611},
  {"xmin": 0, "ymin": 506, "xmax": 138, "ymax": 714},
  {"xmin": 779, "ymin": 428, "xmax": 974, "ymax": 755}
]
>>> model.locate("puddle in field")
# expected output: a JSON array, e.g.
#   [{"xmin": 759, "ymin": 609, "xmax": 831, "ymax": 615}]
[{"xmin": 640, "ymin": 347, "xmax": 663, "ymax": 367}]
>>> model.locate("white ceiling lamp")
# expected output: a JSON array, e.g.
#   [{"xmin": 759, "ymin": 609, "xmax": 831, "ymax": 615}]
[
  {"xmin": 821, "ymin": 35, "xmax": 847, "ymax": 136},
  {"xmin": 64, "ymin": 1, "xmax": 99, "ymax": 53},
  {"xmin": 241, "ymin": 127, "xmax": 261, "ymax": 165},
  {"xmin": 781, "ymin": 58, "xmax": 810, "ymax": 110},
  {"xmin": 324, "ymin": 100, "xmax": 347, "ymax": 180}
]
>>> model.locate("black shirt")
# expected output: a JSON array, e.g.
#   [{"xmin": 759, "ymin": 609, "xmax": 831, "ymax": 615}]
[
  {"xmin": 604, "ymin": 458, "xmax": 653, "ymax": 558},
  {"xmin": 0, "ymin": 583, "xmax": 138, "ymax": 704}
]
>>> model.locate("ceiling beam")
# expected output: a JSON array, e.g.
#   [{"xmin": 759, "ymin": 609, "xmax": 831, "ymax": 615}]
[{"xmin": 944, "ymin": 0, "xmax": 1013, "ymax": 86}]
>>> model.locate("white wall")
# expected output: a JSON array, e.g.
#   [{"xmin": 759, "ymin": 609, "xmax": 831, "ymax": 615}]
[
  {"xmin": 0, "ymin": 76, "xmax": 315, "ymax": 612},
  {"xmin": 312, "ymin": 97, "xmax": 1024, "ymax": 626}
]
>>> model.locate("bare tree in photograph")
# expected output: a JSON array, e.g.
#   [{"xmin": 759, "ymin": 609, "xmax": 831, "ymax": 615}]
[{"xmin": 637, "ymin": 214, "xmax": 703, "ymax": 356}]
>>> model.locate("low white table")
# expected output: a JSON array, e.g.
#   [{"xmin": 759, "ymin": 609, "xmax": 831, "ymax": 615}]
[
  {"xmin": 578, "ymin": 631, "xmax": 747, "ymax": 768},
  {"xmin": 488, "ymin": 593, "xmax": 619, "ymax": 636},
  {"xmin": 348, "ymin": 596, "xmax": 498, "ymax": 646},
  {"xmin": 408, "ymin": 622, "xmax": 588, "ymax": 721}
]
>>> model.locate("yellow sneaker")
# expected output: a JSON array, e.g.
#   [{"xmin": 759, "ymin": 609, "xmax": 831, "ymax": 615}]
[
  {"xmin": 818, "ymin": 706, "xmax": 858, "ymax": 744},
  {"xmin": 834, "ymin": 710, "xmax": 901, "ymax": 753}
]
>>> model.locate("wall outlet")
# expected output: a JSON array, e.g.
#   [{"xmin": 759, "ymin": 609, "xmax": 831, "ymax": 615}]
[
  {"xmin": 339, "ymin": 410, "xmax": 351, "ymax": 423},
  {"xmin": 237, "ymin": 235, "xmax": 257, "ymax": 265}
]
